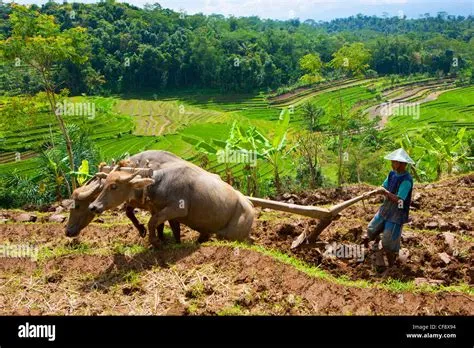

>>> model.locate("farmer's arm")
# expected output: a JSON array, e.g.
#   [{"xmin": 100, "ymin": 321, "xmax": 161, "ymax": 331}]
[
  {"xmin": 365, "ymin": 175, "xmax": 390, "ymax": 197},
  {"xmin": 382, "ymin": 180, "xmax": 412, "ymax": 203}
]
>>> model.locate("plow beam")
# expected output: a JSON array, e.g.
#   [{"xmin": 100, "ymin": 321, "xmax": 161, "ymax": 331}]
[{"xmin": 246, "ymin": 189, "xmax": 379, "ymax": 249}]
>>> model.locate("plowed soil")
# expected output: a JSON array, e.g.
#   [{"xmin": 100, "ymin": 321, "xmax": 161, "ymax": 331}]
[{"xmin": 0, "ymin": 174, "xmax": 472, "ymax": 315}]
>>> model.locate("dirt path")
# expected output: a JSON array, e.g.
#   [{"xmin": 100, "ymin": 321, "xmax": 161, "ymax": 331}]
[
  {"xmin": 367, "ymin": 85, "xmax": 458, "ymax": 128},
  {"xmin": 157, "ymin": 114, "xmax": 171, "ymax": 136}
]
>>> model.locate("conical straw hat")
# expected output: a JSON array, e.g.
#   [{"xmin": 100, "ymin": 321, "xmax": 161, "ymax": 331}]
[{"xmin": 384, "ymin": 148, "xmax": 415, "ymax": 164}]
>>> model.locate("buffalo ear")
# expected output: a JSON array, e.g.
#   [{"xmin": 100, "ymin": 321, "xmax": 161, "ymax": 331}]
[{"xmin": 130, "ymin": 177, "xmax": 155, "ymax": 189}]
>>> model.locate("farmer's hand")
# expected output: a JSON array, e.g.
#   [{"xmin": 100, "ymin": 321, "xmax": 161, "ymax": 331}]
[
  {"xmin": 376, "ymin": 188, "xmax": 400, "ymax": 202},
  {"xmin": 364, "ymin": 188, "xmax": 386, "ymax": 197}
]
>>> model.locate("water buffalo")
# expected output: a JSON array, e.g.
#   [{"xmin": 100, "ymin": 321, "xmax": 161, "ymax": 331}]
[
  {"xmin": 88, "ymin": 162, "xmax": 254, "ymax": 247},
  {"xmin": 65, "ymin": 150, "xmax": 190, "ymax": 241}
]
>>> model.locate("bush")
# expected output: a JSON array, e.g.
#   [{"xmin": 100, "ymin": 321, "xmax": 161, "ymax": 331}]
[
  {"xmin": 365, "ymin": 69, "xmax": 378, "ymax": 78},
  {"xmin": 0, "ymin": 124, "xmax": 101, "ymax": 208},
  {"xmin": 295, "ymin": 158, "xmax": 324, "ymax": 189},
  {"xmin": 0, "ymin": 173, "xmax": 54, "ymax": 209}
]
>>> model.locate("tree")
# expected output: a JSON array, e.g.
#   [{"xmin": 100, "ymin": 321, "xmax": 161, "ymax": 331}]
[
  {"xmin": 329, "ymin": 42, "xmax": 371, "ymax": 77},
  {"xmin": 299, "ymin": 53, "xmax": 323, "ymax": 84},
  {"xmin": 326, "ymin": 92, "xmax": 366, "ymax": 186},
  {"xmin": 1, "ymin": 5, "xmax": 89, "ymax": 189},
  {"xmin": 295, "ymin": 131, "xmax": 324, "ymax": 188},
  {"xmin": 301, "ymin": 102, "xmax": 325, "ymax": 131}
]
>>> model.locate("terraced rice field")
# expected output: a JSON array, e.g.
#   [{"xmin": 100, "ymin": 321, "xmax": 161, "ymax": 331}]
[
  {"xmin": 384, "ymin": 85, "xmax": 474, "ymax": 136},
  {"xmin": 1, "ymin": 79, "xmax": 472, "ymax": 184}
]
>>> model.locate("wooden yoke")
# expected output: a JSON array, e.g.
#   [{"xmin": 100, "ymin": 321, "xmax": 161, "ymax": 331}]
[{"xmin": 99, "ymin": 165, "xmax": 154, "ymax": 178}]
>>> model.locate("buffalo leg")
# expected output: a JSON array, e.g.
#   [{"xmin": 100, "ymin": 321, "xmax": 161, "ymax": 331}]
[
  {"xmin": 125, "ymin": 204, "xmax": 146, "ymax": 238},
  {"xmin": 157, "ymin": 223, "xmax": 166, "ymax": 242},
  {"xmin": 155, "ymin": 220, "xmax": 180, "ymax": 243},
  {"xmin": 216, "ymin": 205, "xmax": 253, "ymax": 242},
  {"xmin": 148, "ymin": 207, "xmax": 187, "ymax": 248},
  {"xmin": 169, "ymin": 220, "xmax": 181, "ymax": 244},
  {"xmin": 148, "ymin": 214, "xmax": 161, "ymax": 248},
  {"xmin": 197, "ymin": 231, "xmax": 210, "ymax": 243}
]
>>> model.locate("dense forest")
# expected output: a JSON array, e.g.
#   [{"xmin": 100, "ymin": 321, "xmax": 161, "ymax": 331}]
[{"xmin": 1, "ymin": 1, "xmax": 473, "ymax": 95}]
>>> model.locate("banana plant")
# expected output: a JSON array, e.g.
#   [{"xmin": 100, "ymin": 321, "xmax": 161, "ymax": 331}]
[
  {"xmin": 69, "ymin": 159, "xmax": 94, "ymax": 187},
  {"xmin": 398, "ymin": 133, "xmax": 424, "ymax": 182},
  {"xmin": 182, "ymin": 109, "xmax": 295, "ymax": 194},
  {"xmin": 256, "ymin": 108, "xmax": 295, "ymax": 193},
  {"xmin": 221, "ymin": 109, "xmax": 295, "ymax": 193},
  {"xmin": 418, "ymin": 127, "xmax": 470, "ymax": 180},
  {"xmin": 399, "ymin": 128, "xmax": 470, "ymax": 181},
  {"xmin": 76, "ymin": 160, "xmax": 91, "ymax": 186}
]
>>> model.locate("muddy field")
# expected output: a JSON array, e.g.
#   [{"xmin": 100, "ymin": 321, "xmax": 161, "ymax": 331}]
[{"xmin": 0, "ymin": 174, "xmax": 473, "ymax": 315}]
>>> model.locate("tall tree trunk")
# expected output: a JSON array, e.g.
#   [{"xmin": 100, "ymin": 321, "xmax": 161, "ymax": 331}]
[
  {"xmin": 41, "ymin": 68, "xmax": 76, "ymax": 190},
  {"xmin": 337, "ymin": 131, "xmax": 343, "ymax": 187},
  {"xmin": 309, "ymin": 163, "xmax": 316, "ymax": 189}
]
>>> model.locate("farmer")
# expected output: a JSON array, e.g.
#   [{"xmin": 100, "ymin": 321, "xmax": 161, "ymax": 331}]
[{"xmin": 363, "ymin": 148, "xmax": 415, "ymax": 267}]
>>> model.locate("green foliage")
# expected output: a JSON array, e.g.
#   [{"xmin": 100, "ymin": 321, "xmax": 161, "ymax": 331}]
[
  {"xmin": 74, "ymin": 160, "xmax": 91, "ymax": 186},
  {"xmin": 0, "ymin": 172, "xmax": 53, "ymax": 208},
  {"xmin": 299, "ymin": 53, "xmax": 323, "ymax": 84},
  {"xmin": 329, "ymin": 43, "xmax": 371, "ymax": 77},
  {"xmin": 0, "ymin": 125, "xmax": 100, "ymax": 208},
  {"xmin": 301, "ymin": 102, "xmax": 325, "ymax": 131},
  {"xmin": 256, "ymin": 109, "xmax": 295, "ymax": 193},
  {"xmin": 1, "ymin": 3, "xmax": 472, "ymax": 94},
  {"xmin": 1, "ymin": 5, "xmax": 89, "ymax": 74},
  {"xmin": 399, "ymin": 128, "xmax": 472, "ymax": 181}
]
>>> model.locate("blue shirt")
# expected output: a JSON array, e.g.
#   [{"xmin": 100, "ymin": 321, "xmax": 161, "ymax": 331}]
[{"xmin": 382, "ymin": 172, "xmax": 412, "ymax": 200}]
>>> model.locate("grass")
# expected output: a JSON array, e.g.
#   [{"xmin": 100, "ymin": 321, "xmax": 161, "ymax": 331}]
[
  {"xmin": 122, "ymin": 270, "xmax": 142, "ymax": 287},
  {"xmin": 217, "ymin": 304, "xmax": 245, "ymax": 316},
  {"xmin": 36, "ymin": 241, "xmax": 96, "ymax": 261},
  {"xmin": 112, "ymin": 242, "xmax": 148, "ymax": 257}
]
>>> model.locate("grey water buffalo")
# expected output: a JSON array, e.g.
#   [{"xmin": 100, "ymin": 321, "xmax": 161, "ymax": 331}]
[
  {"xmin": 88, "ymin": 163, "xmax": 254, "ymax": 247},
  {"xmin": 65, "ymin": 150, "xmax": 189, "ymax": 241}
]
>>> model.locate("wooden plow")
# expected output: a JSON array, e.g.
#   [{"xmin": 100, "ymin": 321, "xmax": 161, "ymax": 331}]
[{"xmin": 247, "ymin": 189, "xmax": 379, "ymax": 249}]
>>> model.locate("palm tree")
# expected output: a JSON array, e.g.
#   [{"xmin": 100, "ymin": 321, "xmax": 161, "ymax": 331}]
[{"xmin": 301, "ymin": 102, "xmax": 325, "ymax": 131}]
